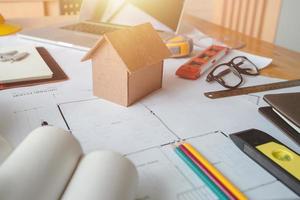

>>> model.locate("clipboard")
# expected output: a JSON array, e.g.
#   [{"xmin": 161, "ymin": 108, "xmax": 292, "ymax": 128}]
[{"xmin": 0, "ymin": 47, "xmax": 68, "ymax": 90}]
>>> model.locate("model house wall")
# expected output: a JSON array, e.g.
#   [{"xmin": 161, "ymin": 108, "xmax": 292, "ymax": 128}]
[{"xmin": 82, "ymin": 23, "xmax": 170, "ymax": 106}]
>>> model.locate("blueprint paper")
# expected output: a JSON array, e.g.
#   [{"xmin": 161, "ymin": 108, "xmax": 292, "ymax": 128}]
[
  {"xmin": 144, "ymin": 94, "xmax": 300, "ymax": 153},
  {"xmin": 244, "ymin": 181, "xmax": 299, "ymax": 200},
  {"xmin": 127, "ymin": 147, "xmax": 218, "ymax": 200},
  {"xmin": 127, "ymin": 132, "xmax": 298, "ymax": 200},
  {"xmin": 143, "ymin": 95, "xmax": 270, "ymax": 135},
  {"xmin": 162, "ymin": 133, "xmax": 276, "ymax": 192},
  {"xmin": 59, "ymin": 99, "xmax": 177, "ymax": 153},
  {"xmin": 0, "ymin": 92, "xmax": 68, "ymax": 147}
]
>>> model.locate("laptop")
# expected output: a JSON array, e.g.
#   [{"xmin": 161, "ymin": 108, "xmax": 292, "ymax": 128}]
[{"xmin": 18, "ymin": 0, "xmax": 186, "ymax": 51}]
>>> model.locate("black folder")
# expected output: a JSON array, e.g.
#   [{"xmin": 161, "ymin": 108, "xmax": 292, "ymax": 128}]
[{"xmin": 259, "ymin": 92, "xmax": 300, "ymax": 146}]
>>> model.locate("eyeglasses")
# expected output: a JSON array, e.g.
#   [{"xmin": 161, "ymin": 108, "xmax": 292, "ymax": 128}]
[{"xmin": 206, "ymin": 56, "xmax": 259, "ymax": 89}]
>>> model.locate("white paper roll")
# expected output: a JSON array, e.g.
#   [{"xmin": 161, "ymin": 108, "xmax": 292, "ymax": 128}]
[
  {"xmin": 61, "ymin": 151, "xmax": 138, "ymax": 200},
  {"xmin": 0, "ymin": 135, "xmax": 12, "ymax": 164},
  {"xmin": 0, "ymin": 126, "xmax": 83, "ymax": 200}
]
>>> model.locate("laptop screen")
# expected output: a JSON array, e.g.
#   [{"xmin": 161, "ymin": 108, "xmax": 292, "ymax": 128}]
[{"xmin": 79, "ymin": 0, "xmax": 185, "ymax": 33}]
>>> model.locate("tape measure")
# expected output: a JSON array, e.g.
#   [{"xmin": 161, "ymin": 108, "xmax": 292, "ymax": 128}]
[
  {"xmin": 165, "ymin": 35, "xmax": 193, "ymax": 58},
  {"xmin": 205, "ymin": 79, "xmax": 300, "ymax": 99}
]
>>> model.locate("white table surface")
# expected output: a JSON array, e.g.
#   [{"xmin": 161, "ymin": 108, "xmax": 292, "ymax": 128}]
[{"xmin": 1, "ymin": 17, "xmax": 300, "ymax": 200}]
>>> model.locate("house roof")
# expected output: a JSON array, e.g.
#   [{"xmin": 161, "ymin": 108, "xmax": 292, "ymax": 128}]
[{"xmin": 82, "ymin": 23, "xmax": 171, "ymax": 72}]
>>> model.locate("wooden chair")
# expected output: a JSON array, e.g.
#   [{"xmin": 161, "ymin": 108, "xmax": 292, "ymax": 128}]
[
  {"xmin": 218, "ymin": 0, "xmax": 282, "ymax": 42},
  {"xmin": 59, "ymin": 0, "xmax": 82, "ymax": 15}
]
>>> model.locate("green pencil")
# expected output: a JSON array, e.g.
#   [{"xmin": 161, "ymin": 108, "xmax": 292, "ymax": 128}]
[{"xmin": 175, "ymin": 147, "xmax": 229, "ymax": 200}]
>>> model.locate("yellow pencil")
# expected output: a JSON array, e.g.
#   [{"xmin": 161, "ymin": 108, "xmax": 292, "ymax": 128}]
[{"xmin": 183, "ymin": 143, "xmax": 248, "ymax": 200}]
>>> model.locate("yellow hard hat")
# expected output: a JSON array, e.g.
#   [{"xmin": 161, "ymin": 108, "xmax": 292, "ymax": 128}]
[{"xmin": 0, "ymin": 14, "xmax": 22, "ymax": 36}]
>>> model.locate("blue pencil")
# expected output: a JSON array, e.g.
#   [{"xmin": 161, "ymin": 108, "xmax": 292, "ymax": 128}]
[{"xmin": 175, "ymin": 147, "xmax": 229, "ymax": 200}]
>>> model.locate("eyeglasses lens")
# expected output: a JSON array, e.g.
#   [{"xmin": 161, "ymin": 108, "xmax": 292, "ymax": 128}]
[
  {"xmin": 212, "ymin": 65, "xmax": 242, "ymax": 87},
  {"xmin": 232, "ymin": 57, "xmax": 259, "ymax": 75}
]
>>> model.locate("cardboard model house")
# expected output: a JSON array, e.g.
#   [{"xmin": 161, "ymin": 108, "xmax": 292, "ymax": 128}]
[{"xmin": 82, "ymin": 23, "xmax": 171, "ymax": 106}]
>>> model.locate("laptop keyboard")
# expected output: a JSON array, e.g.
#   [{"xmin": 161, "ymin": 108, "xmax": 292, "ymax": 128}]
[{"xmin": 61, "ymin": 22, "xmax": 119, "ymax": 35}]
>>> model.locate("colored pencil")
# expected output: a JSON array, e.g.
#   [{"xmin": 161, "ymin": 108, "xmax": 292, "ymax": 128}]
[
  {"xmin": 182, "ymin": 143, "xmax": 248, "ymax": 200},
  {"xmin": 175, "ymin": 146, "xmax": 229, "ymax": 200},
  {"xmin": 179, "ymin": 144, "xmax": 236, "ymax": 200}
]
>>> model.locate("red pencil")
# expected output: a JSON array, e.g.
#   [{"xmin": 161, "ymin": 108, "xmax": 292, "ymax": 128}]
[{"xmin": 179, "ymin": 144, "xmax": 236, "ymax": 200}]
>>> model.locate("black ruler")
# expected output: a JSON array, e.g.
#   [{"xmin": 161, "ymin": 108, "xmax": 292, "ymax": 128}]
[{"xmin": 205, "ymin": 79, "xmax": 300, "ymax": 99}]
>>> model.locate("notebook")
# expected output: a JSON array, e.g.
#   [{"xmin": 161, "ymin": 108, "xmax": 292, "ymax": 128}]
[
  {"xmin": 0, "ymin": 47, "xmax": 68, "ymax": 90},
  {"xmin": 259, "ymin": 92, "xmax": 300, "ymax": 145},
  {"xmin": 0, "ymin": 126, "xmax": 138, "ymax": 200},
  {"xmin": 0, "ymin": 46, "xmax": 53, "ymax": 84}
]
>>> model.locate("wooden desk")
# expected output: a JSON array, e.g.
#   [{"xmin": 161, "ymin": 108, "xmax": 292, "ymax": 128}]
[
  {"xmin": 8, "ymin": 14, "xmax": 300, "ymax": 80},
  {"xmin": 185, "ymin": 14, "xmax": 300, "ymax": 80}
]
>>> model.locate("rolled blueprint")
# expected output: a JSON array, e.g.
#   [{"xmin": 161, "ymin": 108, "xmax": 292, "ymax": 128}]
[
  {"xmin": 61, "ymin": 151, "xmax": 138, "ymax": 200},
  {"xmin": 0, "ymin": 135, "xmax": 12, "ymax": 164},
  {"xmin": 0, "ymin": 126, "xmax": 138, "ymax": 200},
  {"xmin": 0, "ymin": 126, "xmax": 83, "ymax": 200}
]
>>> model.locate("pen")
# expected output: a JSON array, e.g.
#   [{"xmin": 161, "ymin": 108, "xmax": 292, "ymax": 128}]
[
  {"xmin": 11, "ymin": 52, "xmax": 29, "ymax": 63},
  {"xmin": 0, "ymin": 50, "xmax": 18, "ymax": 58},
  {"xmin": 0, "ymin": 51, "xmax": 18, "ymax": 62}
]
